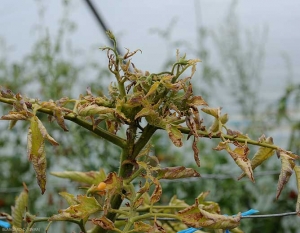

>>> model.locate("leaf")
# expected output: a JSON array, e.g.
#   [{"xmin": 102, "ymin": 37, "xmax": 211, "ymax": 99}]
[
  {"xmin": 178, "ymin": 201, "xmax": 240, "ymax": 230},
  {"xmin": 1, "ymin": 111, "xmax": 29, "ymax": 120},
  {"xmin": 36, "ymin": 117, "xmax": 59, "ymax": 146},
  {"xmin": 11, "ymin": 183, "xmax": 28, "ymax": 231},
  {"xmin": 49, "ymin": 195, "xmax": 101, "ymax": 222},
  {"xmin": 103, "ymin": 172, "xmax": 123, "ymax": 215},
  {"xmin": 201, "ymin": 107, "xmax": 221, "ymax": 118},
  {"xmin": 156, "ymin": 166, "xmax": 200, "ymax": 180},
  {"xmin": 198, "ymin": 209, "xmax": 241, "ymax": 229},
  {"xmin": 150, "ymin": 178, "xmax": 162, "ymax": 204},
  {"xmin": 276, "ymin": 150, "xmax": 298, "ymax": 199},
  {"xmin": 227, "ymin": 145, "xmax": 254, "ymax": 182},
  {"xmin": 294, "ymin": 166, "xmax": 300, "ymax": 215},
  {"xmin": 166, "ymin": 124, "xmax": 183, "ymax": 147},
  {"xmin": 186, "ymin": 108, "xmax": 199, "ymax": 137},
  {"xmin": 28, "ymin": 117, "xmax": 47, "ymax": 194},
  {"xmin": 145, "ymin": 81, "xmax": 160, "ymax": 97},
  {"xmin": 77, "ymin": 104, "xmax": 114, "ymax": 116},
  {"xmin": 238, "ymin": 136, "xmax": 275, "ymax": 180},
  {"xmin": 0, "ymin": 87, "xmax": 15, "ymax": 98},
  {"xmin": 134, "ymin": 221, "xmax": 152, "ymax": 232},
  {"xmin": 135, "ymin": 107, "xmax": 157, "ymax": 120},
  {"xmin": 92, "ymin": 216, "xmax": 115, "ymax": 230},
  {"xmin": 40, "ymin": 101, "xmax": 69, "ymax": 131},
  {"xmin": 59, "ymin": 192, "xmax": 79, "ymax": 206},
  {"xmin": 27, "ymin": 116, "xmax": 58, "ymax": 193},
  {"xmin": 51, "ymin": 169, "xmax": 106, "ymax": 185},
  {"xmin": 193, "ymin": 137, "xmax": 200, "ymax": 167},
  {"xmin": 188, "ymin": 96, "xmax": 208, "ymax": 106}
]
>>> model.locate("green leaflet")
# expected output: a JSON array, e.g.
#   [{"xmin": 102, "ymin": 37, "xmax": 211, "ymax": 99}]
[
  {"xmin": 51, "ymin": 169, "xmax": 106, "ymax": 185},
  {"xmin": 12, "ymin": 183, "xmax": 28, "ymax": 231},
  {"xmin": 59, "ymin": 192, "xmax": 79, "ymax": 206}
]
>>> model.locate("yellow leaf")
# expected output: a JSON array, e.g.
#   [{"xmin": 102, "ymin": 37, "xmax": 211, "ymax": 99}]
[{"xmin": 145, "ymin": 81, "xmax": 160, "ymax": 97}]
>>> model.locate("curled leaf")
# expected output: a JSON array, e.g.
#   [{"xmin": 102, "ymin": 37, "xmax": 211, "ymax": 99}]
[
  {"xmin": 92, "ymin": 216, "xmax": 115, "ymax": 230},
  {"xmin": 177, "ymin": 197, "xmax": 240, "ymax": 230},
  {"xmin": 103, "ymin": 172, "xmax": 123, "ymax": 214},
  {"xmin": 77, "ymin": 104, "xmax": 114, "ymax": 116},
  {"xmin": 201, "ymin": 107, "xmax": 221, "ymax": 118},
  {"xmin": 51, "ymin": 169, "xmax": 106, "ymax": 185},
  {"xmin": 59, "ymin": 192, "xmax": 78, "ymax": 206},
  {"xmin": 227, "ymin": 146, "xmax": 254, "ymax": 182},
  {"xmin": 276, "ymin": 150, "xmax": 298, "ymax": 199},
  {"xmin": 134, "ymin": 221, "xmax": 152, "ymax": 232},
  {"xmin": 192, "ymin": 137, "xmax": 200, "ymax": 167},
  {"xmin": 166, "ymin": 124, "xmax": 183, "ymax": 147},
  {"xmin": 238, "ymin": 136, "xmax": 275, "ymax": 180},
  {"xmin": 41, "ymin": 101, "xmax": 69, "ymax": 131},
  {"xmin": 27, "ymin": 119, "xmax": 46, "ymax": 194},
  {"xmin": 49, "ymin": 195, "xmax": 101, "ymax": 222},
  {"xmin": 1, "ymin": 111, "xmax": 29, "ymax": 120},
  {"xmin": 150, "ymin": 178, "xmax": 162, "ymax": 204},
  {"xmin": 156, "ymin": 166, "xmax": 200, "ymax": 180},
  {"xmin": 188, "ymin": 96, "xmax": 208, "ymax": 106},
  {"xmin": 12, "ymin": 183, "xmax": 28, "ymax": 230}
]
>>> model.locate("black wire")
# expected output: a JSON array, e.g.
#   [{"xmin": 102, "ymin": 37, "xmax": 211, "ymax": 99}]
[{"xmin": 83, "ymin": 0, "xmax": 123, "ymax": 56}]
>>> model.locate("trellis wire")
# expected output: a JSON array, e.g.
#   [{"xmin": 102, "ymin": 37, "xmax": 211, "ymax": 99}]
[
  {"xmin": 0, "ymin": 170, "xmax": 280, "ymax": 193},
  {"xmin": 0, "ymin": 212, "xmax": 298, "ymax": 221}
]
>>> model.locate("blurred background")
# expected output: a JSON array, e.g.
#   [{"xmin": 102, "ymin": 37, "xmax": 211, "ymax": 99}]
[{"xmin": 0, "ymin": 0, "xmax": 300, "ymax": 232}]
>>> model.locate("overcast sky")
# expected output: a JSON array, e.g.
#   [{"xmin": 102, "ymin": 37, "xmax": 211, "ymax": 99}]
[{"xmin": 1, "ymin": 0, "xmax": 299, "ymax": 106}]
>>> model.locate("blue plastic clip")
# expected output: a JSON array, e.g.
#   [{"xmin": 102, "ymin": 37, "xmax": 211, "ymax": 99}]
[{"xmin": 0, "ymin": 220, "xmax": 11, "ymax": 229}]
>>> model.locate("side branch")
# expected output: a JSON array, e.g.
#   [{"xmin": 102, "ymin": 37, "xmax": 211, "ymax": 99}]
[
  {"xmin": 0, "ymin": 97, "xmax": 127, "ymax": 149},
  {"xmin": 179, "ymin": 126, "xmax": 279, "ymax": 150}
]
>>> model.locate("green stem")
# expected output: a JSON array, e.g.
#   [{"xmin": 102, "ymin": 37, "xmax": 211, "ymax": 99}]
[
  {"xmin": 25, "ymin": 217, "xmax": 86, "ymax": 233},
  {"xmin": 132, "ymin": 124, "xmax": 157, "ymax": 158},
  {"xmin": 120, "ymin": 205, "xmax": 188, "ymax": 212},
  {"xmin": 123, "ymin": 213, "xmax": 180, "ymax": 232}
]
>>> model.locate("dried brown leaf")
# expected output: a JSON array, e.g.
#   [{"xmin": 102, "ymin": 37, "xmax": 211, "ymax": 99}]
[
  {"xmin": 166, "ymin": 124, "xmax": 183, "ymax": 147},
  {"xmin": 92, "ymin": 216, "xmax": 115, "ymax": 230},
  {"xmin": 150, "ymin": 178, "xmax": 162, "ymax": 204},
  {"xmin": 276, "ymin": 150, "xmax": 298, "ymax": 199},
  {"xmin": 156, "ymin": 166, "xmax": 200, "ymax": 179},
  {"xmin": 294, "ymin": 166, "xmax": 300, "ymax": 215},
  {"xmin": 227, "ymin": 146, "xmax": 254, "ymax": 182},
  {"xmin": 238, "ymin": 136, "xmax": 275, "ymax": 180},
  {"xmin": 193, "ymin": 137, "xmax": 200, "ymax": 167}
]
